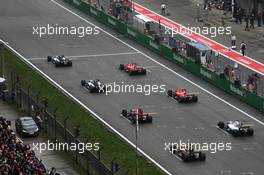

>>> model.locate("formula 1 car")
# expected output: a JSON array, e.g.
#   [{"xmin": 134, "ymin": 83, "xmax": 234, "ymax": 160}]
[
  {"xmin": 121, "ymin": 108, "xmax": 153, "ymax": 124},
  {"xmin": 119, "ymin": 63, "xmax": 147, "ymax": 75},
  {"xmin": 47, "ymin": 55, "xmax": 72, "ymax": 67},
  {"xmin": 217, "ymin": 120, "xmax": 254, "ymax": 137},
  {"xmin": 169, "ymin": 144, "xmax": 206, "ymax": 162},
  {"xmin": 167, "ymin": 88, "xmax": 198, "ymax": 103},
  {"xmin": 81, "ymin": 79, "xmax": 106, "ymax": 93}
]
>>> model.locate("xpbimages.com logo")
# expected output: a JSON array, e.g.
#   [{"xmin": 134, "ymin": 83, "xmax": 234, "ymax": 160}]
[
  {"xmin": 164, "ymin": 140, "xmax": 232, "ymax": 154},
  {"xmin": 32, "ymin": 24, "xmax": 100, "ymax": 38},
  {"xmin": 32, "ymin": 140, "xmax": 100, "ymax": 154},
  {"xmin": 104, "ymin": 82, "xmax": 166, "ymax": 95},
  {"xmin": 164, "ymin": 24, "xmax": 232, "ymax": 38},
  {"xmin": 81, "ymin": 81, "xmax": 166, "ymax": 95}
]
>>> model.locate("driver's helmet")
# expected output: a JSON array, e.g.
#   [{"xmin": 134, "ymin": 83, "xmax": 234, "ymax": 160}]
[{"xmin": 234, "ymin": 120, "xmax": 240, "ymax": 126}]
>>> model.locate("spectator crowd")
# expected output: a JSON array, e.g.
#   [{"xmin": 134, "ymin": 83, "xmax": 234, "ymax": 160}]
[{"xmin": 0, "ymin": 116, "xmax": 48, "ymax": 175}]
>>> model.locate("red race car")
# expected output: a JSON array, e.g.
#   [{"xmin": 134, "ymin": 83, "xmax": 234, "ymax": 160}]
[
  {"xmin": 167, "ymin": 88, "xmax": 198, "ymax": 103},
  {"xmin": 121, "ymin": 108, "xmax": 154, "ymax": 124},
  {"xmin": 119, "ymin": 63, "xmax": 147, "ymax": 75}
]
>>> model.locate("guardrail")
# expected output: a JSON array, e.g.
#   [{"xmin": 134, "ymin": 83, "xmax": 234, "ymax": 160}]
[{"xmin": 64, "ymin": 0, "xmax": 264, "ymax": 112}]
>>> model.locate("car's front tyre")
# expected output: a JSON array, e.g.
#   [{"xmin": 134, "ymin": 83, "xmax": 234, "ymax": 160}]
[
  {"xmin": 217, "ymin": 121, "xmax": 225, "ymax": 129},
  {"xmin": 119, "ymin": 64, "xmax": 124, "ymax": 70},
  {"xmin": 47, "ymin": 56, "xmax": 52, "ymax": 62},
  {"xmin": 121, "ymin": 109, "xmax": 127, "ymax": 117},
  {"xmin": 81, "ymin": 80, "xmax": 86, "ymax": 86}
]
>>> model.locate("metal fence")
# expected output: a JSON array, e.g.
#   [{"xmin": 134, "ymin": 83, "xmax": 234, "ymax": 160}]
[{"xmin": 5, "ymin": 71, "xmax": 117, "ymax": 175}]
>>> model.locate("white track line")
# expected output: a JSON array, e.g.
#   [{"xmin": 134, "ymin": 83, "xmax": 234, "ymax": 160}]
[
  {"xmin": 28, "ymin": 51, "xmax": 140, "ymax": 61},
  {"xmin": 50, "ymin": 0, "xmax": 264, "ymax": 127}
]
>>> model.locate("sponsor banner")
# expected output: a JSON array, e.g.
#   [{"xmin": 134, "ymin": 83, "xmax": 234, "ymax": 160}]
[
  {"xmin": 149, "ymin": 40, "xmax": 159, "ymax": 50},
  {"xmin": 73, "ymin": 0, "xmax": 81, "ymax": 6},
  {"xmin": 108, "ymin": 18, "xmax": 117, "ymax": 26},
  {"xmin": 173, "ymin": 53, "xmax": 184, "ymax": 64},
  {"xmin": 230, "ymin": 84, "xmax": 244, "ymax": 97},
  {"xmin": 127, "ymin": 28, "xmax": 137, "ymax": 38},
  {"xmin": 90, "ymin": 8, "xmax": 98, "ymax": 16},
  {"xmin": 200, "ymin": 67, "xmax": 212, "ymax": 80}
]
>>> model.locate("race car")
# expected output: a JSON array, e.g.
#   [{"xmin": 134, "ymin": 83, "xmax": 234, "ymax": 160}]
[
  {"xmin": 47, "ymin": 55, "xmax": 72, "ymax": 67},
  {"xmin": 169, "ymin": 144, "xmax": 206, "ymax": 162},
  {"xmin": 167, "ymin": 88, "xmax": 198, "ymax": 103},
  {"xmin": 119, "ymin": 63, "xmax": 147, "ymax": 75},
  {"xmin": 81, "ymin": 79, "xmax": 106, "ymax": 93},
  {"xmin": 121, "ymin": 108, "xmax": 153, "ymax": 124},
  {"xmin": 217, "ymin": 120, "xmax": 254, "ymax": 137}
]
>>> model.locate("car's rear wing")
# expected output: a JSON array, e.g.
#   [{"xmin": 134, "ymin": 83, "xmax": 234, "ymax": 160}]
[
  {"xmin": 241, "ymin": 124, "xmax": 252, "ymax": 128},
  {"xmin": 188, "ymin": 92, "xmax": 199, "ymax": 95},
  {"xmin": 143, "ymin": 112, "xmax": 157, "ymax": 115}
]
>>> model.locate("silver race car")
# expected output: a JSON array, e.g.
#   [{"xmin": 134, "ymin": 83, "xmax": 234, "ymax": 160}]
[
  {"xmin": 217, "ymin": 120, "xmax": 254, "ymax": 136},
  {"xmin": 47, "ymin": 55, "xmax": 72, "ymax": 67}
]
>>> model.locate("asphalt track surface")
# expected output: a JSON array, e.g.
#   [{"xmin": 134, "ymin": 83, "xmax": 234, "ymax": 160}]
[{"xmin": 1, "ymin": 0, "xmax": 264, "ymax": 175}]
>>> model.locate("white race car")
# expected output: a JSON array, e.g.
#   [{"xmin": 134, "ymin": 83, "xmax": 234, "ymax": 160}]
[
  {"xmin": 47, "ymin": 55, "xmax": 72, "ymax": 67},
  {"xmin": 81, "ymin": 79, "xmax": 106, "ymax": 93},
  {"xmin": 217, "ymin": 120, "xmax": 254, "ymax": 136}
]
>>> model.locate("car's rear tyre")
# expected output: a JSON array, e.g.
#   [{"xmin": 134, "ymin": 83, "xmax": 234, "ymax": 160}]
[
  {"xmin": 247, "ymin": 128, "xmax": 254, "ymax": 136},
  {"xmin": 119, "ymin": 64, "xmax": 124, "ymax": 70},
  {"xmin": 199, "ymin": 153, "xmax": 206, "ymax": 161},
  {"xmin": 178, "ymin": 97, "xmax": 184, "ymax": 103},
  {"xmin": 69, "ymin": 61, "xmax": 72, "ymax": 66},
  {"xmin": 147, "ymin": 116, "xmax": 153, "ymax": 123},
  {"xmin": 129, "ymin": 71, "xmax": 134, "ymax": 76},
  {"xmin": 142, "ymin": 69, "xmax": 147, "ymax": 75},
  {"xmin": 81, "ymin": 80, "xmax": 86, "ymax": 86},
  {"xmin": 121, "ymin": 109, "xmax": 127, "ymax": 117},
  {"xmin": 47, "ymin": 56, "xmax": 52, "ymax": 62},
  {"xmin": 217, "ymin": 121, "xmax": 225, "ymax": 129},
  {"xmin": 193, "ymin": 95, "xmax": 198, "ymax": 102}
]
